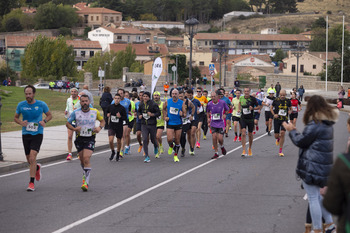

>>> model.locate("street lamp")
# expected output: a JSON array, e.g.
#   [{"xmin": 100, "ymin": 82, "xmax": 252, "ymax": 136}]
[
  {"xmin": 185, "ymin": 17, "xmax": 199, "ymax": 87},
  {"xmin": 292, "ymin": 45, "xmax": 305, "ymax": 89},
  {"xmin": 216, "ymin": 42, "xmax": 226, "ymax": 87}
]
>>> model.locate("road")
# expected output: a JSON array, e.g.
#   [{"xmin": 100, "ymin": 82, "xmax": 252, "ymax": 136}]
[{"xmin": 0, "ymin": 109, "xmax": 348, "ymax": 233}]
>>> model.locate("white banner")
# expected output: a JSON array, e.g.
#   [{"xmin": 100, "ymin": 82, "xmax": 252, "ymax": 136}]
[{"xmin": 151, "ymin": 57, "xmax": 163, "ymax": 96}]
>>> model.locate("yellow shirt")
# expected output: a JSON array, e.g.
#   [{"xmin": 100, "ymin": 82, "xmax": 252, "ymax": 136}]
[{"xmin": 231, "ymin": 97, "xmax": 241, "ymax": 117}]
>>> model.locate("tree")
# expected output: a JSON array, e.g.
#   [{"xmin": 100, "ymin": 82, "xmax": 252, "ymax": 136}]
[
  {"xmin": 111, "ymin": 44, "xmax": 137, "ymax": 79},
  {"xmin": 21, "ymin": 35, "xmax": 76, "ymax": 81},
  {"xmin": 2, "ymin": 9, "xmax": 34, "ymax": 31},
  {"xmin": 311, "ymin": 17, "xmax": 326, "ymax": 29},
  {"xmin": 280, "ymin": 26, "xmax": 302, "ymax": 34},
  {"xmin": 0, "ymin": 0, "xmax": 22, "ymax": 17},
  {"xmin": 272, "ymin": 49, "xmax": 285, "ymax": 62},
  {"xmin": 82, "ymin": 51, "xmax": 114, "ymax": 80},
  {"xmin": 270, "ymin": 0, "xmax": 297, "ymax": 13},
  {"xmin": 310, "ymin": 25, "xmax": 350, "ymax": 52},
  {"xmin": 327, "ymin": 48, "xmax": 350, "ymax": 82},
  {"xmin": 140, "ymin": 13, "xmax": 157, "ymax": 21},
  {"xmin": 170, "ymin": 54, "xmax": 187, "ymax": 84},
  {"xmin": 5, "ymin": 18, "xmax": 22, "ymax": 32}
]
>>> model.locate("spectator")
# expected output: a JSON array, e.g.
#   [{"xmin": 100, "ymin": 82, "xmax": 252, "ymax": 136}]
[
  {"xmin": 2, "ymin": 79, "xmax": 8, "ymax": 86},
  {"xmin": 75, "ymin": 81, "xmax": 80, "ymax": 90},
  {"xmin": 57, "ymin": 80, "xmax": 63, "ymax": 92},
  {"xmin": 234, "ymin": 78, "xmax": 240, "ymax": 88},
  {"xmin": 338, "ymin": 86, "xmax": 345, "ymax": 108},
  {"xmin": 275, "ymin": 82, "xmax": 281, "ymax": 97},
  {"xmin": 283, "ymin": 95, "xmax": 339, "ymax": 233},
  {"xmin": 202, "ymin": 75, "xmax": 207, "ymax": 89},
  {"xmin": 267, "ymin": 84, "xmax": 276, "ymax": 95},
  {"xmin": 7, "ymin": 77, "xmax": 11, "ymax": 86},
  {"xmin": 298, "ymin": 85, "xmax": 305, "ymax": 102},
  {"xmin": 79, "ymin": 85, "xmax": 94, "ymax": 106},
  {"xmin": 100, "ymin": 86, "xmax": 113, "ymax": 129}
]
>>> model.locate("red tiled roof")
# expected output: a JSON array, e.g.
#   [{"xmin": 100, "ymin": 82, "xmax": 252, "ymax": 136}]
[
  {"xmin": 109, "ymin": 43, "xmax": 169, "ymax": 56},
  {"xmin": 227, "ymin": 54, "xmax": 272, "ymax": 63},
  {"xmin": 195, "ymin": 33, "xmax": 311, "ymax": 42},
  {"xmin": 102, "ymin": 26, "xmax": 145, "ymax": 35},
  {"xmin": 73, "ymin": 2, "xmax": 89, "ymax": 10},
  {"xmin": 66, "ymin": 40, "xmax": 101, "ymax": 49},
  {"xmin": 77, "ymin": 7, "xmax": 121, "ymax": 14},
  {"xmin": 166, "ymin": 36, "xmax": 183, "ymax": 41},
  {"xmin": 307, "ymin": 52, "xmax": 339, "ymax": 61}
]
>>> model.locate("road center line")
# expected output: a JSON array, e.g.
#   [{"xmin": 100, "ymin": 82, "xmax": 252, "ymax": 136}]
[{"xmin": 52, "ymin": 131, "xmax": 271, "ymax": 233}]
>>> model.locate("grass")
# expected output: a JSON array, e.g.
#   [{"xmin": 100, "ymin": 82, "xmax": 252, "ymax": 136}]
[{"xmin": 0, "ymin": 87, "xmax": 101, "ymax": 132}]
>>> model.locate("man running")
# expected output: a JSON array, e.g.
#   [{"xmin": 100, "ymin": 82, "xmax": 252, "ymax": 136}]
[
  {"xmin": 251, "ymin": 93, "xmax": 262, "ymax": 135},
  {"xmin": 179, "ymin": 91, "xmax": 195, "ymax": 157},
  {"xmin": 14, "ymin": 85, "xmax": 52, "ymax": 191},
  {"xmin": 231, "ymin": 89, "xmax": 242, "ymax": 142},
  {"xmin": 262, "ymin": 90, "xmax": 275, "ymax": 136},
  {"xmin": 238, "ymin": 87, "xmax": 258, "ymax": 157},
  {"xmin": 65, "ymin": 88, "xmax": 80, "ymax": 160},
  {"xmin": 138, "ymin": 92, "xmax": 160, "ymax": 163},
  {"xmin": 125, "ymin": 91, "xmax": 136, "ymax": 155},
  {"xmin": 201, "ymin": 90, "xmax": 209, "ymax": 139},
  {"xmin": 107, "ymin": 94, "xmax": 127, "ymax": 161},
  {"xmin": 194, "ymin": 87, "xmax": 208, "ymax": 148},
  {"xmin": 163, "ymin": 89, "xmax": 186, "ymax": 162},
  {"xmin": 187, "ymin": 89, "xmax": 201, "ymax": 155},
  {"xmin": 153, "ymin": 91, "xmax": 165, "ymax": 158},
  {"xmin": 225, "ymin": 90, "xmax": 233, "ymax": 137},
  {"xmin": 66, "ymin": 95, "xmax": 105, "ymax": 191},
  {"xmin": 290, "ymin": 92, "xmax": 302, "ymax": 127},
  {"xmin": 135, "ymin": 91, "xmax": 144, "ymax": 153},
  {"xmin": 207, "ymin": 91, "xmax": 229, "ymax": 159},
  {"xmin": 270, "ymin": 89, "xmax": 291, "ymax": 157},
  {"xmin": 163, "ymin": 82, "xmax": 169, "ymax": 99}
]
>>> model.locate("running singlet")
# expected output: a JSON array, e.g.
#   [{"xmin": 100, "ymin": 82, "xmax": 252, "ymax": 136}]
[
  {"xmin": 156, "ymin": 101, "xmax": 165, "ymax": 127},
  {"xmin": 239, "ymin": 95, "xmax": 258, "ymax": 120},
  {"xmin": 207, "ymin": 99, "xmax": 229, "ymax": 128},
  {"xmin": 263, "ymin": 96, "xmax": 275, "ymax": 111},
  {"xmin": 221, "ymin": 96, "xmax": 232, "ymax": 108},
  {"xmin": 272, "ymin": 98, "xmax": 291, "ymax": 121},
  {"xmin": 190, "ymin": 98, "xmax": 201, "ymax": 120},
  {"xmin": 167, "ymin": 98, "xmax": 183, "ymax": 126},
  {"xmin": 16, "ymin": 100, "xmax": 49, "ymax": 135},
  {"xmin": 112, "ymin": 98, "xmax": 131, "ymax": 118},
  {"xmin": 231, "ymin": 97, "xmax": 241, "ymax": 117},
  {"xmin": 195, "ymin": 95, "xmax": 208, "ymax": 113},
  {"xmin": 290, "ymin": 99, "xmax": 301, "ymax": 113},
  {"xmin": 68, "ymin": 108, "xmax": 103, "ymax": 137},
  {"xmin": 128, "ymin": 101, "xmax": 135, "ymax": 121}
]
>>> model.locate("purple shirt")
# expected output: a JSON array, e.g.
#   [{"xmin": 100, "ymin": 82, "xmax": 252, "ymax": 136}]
[{"xmin": 207, "ymin": 99, "xmax": 229, "ymax": 128}]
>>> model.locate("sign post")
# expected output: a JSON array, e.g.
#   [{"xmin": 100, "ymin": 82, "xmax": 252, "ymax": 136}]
[
  {"xmin": 98, "ymin": 67, "xmax": 105, "ymax": 96},
  {"xmin": 171, "ymin": 66, "xmax": 177, "ymax": 84},
  {"xmin": 209, "ymin": 64, "xmax": 215, "ymax": 94}
]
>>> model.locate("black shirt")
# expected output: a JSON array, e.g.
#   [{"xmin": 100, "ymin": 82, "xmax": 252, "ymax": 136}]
[
  {"xmin": 107, "ymin": 103, "xmax": 127, "ymax": 129},
  {"xmin": 272, "ymin": 98, "xmax": 291, "ymax": 121}
]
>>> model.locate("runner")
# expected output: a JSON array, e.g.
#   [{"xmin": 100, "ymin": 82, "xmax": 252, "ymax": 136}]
[
  {"xmin": 153, "ymin": 91, "xmax": 165, "ymax": 158},
  {"xmin": 231, "ymin": 89, "xmax": 242, "ymax": 142},
  {"xmin": 225, "ymin": 91, "xmax": 233, "ymax": 137},
  {"xmin": 207, "ymin": 91, "xmax": 229, "ymax": 159},
  {"xmin": 270, "ymin": 89, "xmax": 291, "ymax": 157},
  {"xmin": 238, "ymin": 87, "xmax": 259, "ymax": 157},
  {"xmin": 201, "ymin": 90, "xmax": 209, "ymax": 139},
  {"xmin": 194, "ymin": 87, "xmax": 208, "ymax": 148},
  {"xmin": 217, "ymin": 89, "xmax": 232, "ymax": 137},
  {"xmin": 163, "ymin": 82, "xmax": 169, "ymax": 100},
  {"xmin": 262, "ymin": 90, "xmax": 275, "ymax": 136},
  {"xmin": 125, "ymin": 91, "xmax": 135, "ymax": 155},
  {"xmin": 179, "ymin": 91, "xmax": 195, "ymax": 157},
  {"xmin": 107, "ymin": 94, "xmax": 127, "ymax": 161},
  {"xmin": 14, "ymin": 85, "xmax": 52, "ymax": 191},
  {"xmin": 135, "ymin": 91, "xmax": 144, "ymax": 153},
  {"xmin": 251, "ymin": 93, "xmax": 262, "ymax": 135},
  {"xmin": 187, "ymin": 89, "xmax": 201, "ymax": 155},
  {"xmin": 290, "ymin": 92, "xmax": 302, "ymax": 127},
  {"xmin": 64, "ymin": 88, "xmax": 80, "ymax": 160},
  {"xmin": 137, "ymin": 92, "xmax": 160, "ymax": 163},
  {"xmin": 66, "ymin": 94, "xmax": 105, "ymax": 191},
  {"xmin": 163, "ymin": 89, "xmax": 186, "ymax": 162}
]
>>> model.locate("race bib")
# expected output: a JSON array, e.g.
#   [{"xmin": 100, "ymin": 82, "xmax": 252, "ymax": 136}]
[
  {"xmin": 198, "ymin": 106, "xmax": 203, "ymax": 113},
  {"xmin": 169, "ymin": 107, "xmax": 179, "ymax": 115},
  {"xmin": 26, "ymin": 122, "xmax": 39, "ymax": 132},
  {"xmin": 212, "ymin": 113, "xmax": 220, "ymax": 120},
  {"xmin": 243, "ymin": 108, "xmax": 251, "ymax": 115},
  {"xmin": 278, "ymin": 109, "xmax": 287, "ymax": 116},
  {"xmin": 183, "ymin": 118, "xmax": 190, "ymax": 124},
  {"xmin": 236, "ymin": 112, "xmax": 241, "ymax": 117},
  {"xmin": 81, "ymin": 127, "xmax": 92, "ymax": 137},
  {"xmin": 292, "ymin": 106, "xmax": 298, "ymax": 112},
  {"xmin": 143, "ymin": 113, "xmax": 150, "ymax": 120},
  {"xmin": 111, "ymin": 115, "xmax": 119, "ymax": 123}
]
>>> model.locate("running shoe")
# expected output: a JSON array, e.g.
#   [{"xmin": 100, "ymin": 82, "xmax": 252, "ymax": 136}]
[
  {"xmin": 267, "ymin": 131, "xmax": 271, "ymax": 136},
  {"xmin": 35, "ymin": 163, "xmax": 42, "ymax": 181},
  {"xmin": 81, "ymin": 182, "xmax": 88, "ymax": 192},
  {"xmin": 238, "ymin": 136, "xmax": 242, "ymax": 142},
  {"xmin": 124, "ymin": 146, "xmax": 130, "ymax": 155},
  {"xmin": 181, "ymin": 148, "xmax": 185, "ymax": 157},
  {"xmin": 154, "ymin": 146, "xmax": 159, "ymax": 155},
  {"xmin": 203, "ymin": 135, "xmax": 207, "ymax": 140},
  {"xmin": 253, "ymin": 131, "xmax": 256, "ymax": 135},
  {"xmin": 66, "ymin": 153, "xmax": 73, "ymax": 161},
  {"xmin": 241, "ymin": 150, "xmax": 247, "ymax": 157},
  {"xmin": 138, "ymin": 145, "xmax": 143, "ymax": 153},
  {"xmin": 160, "ymin": 145, "xmax": 164, "ymax": 154},
  {"xmin": 225, "ymin": 133, "xmax": 228, "ymax": 137},
  {"xmin": 144, "ymin": 156, "xmax": 151, "ymax": 163},
  {"xmin": 210, "ymin": 129, "xmax": 212, "ymax": 134},
  {"xmin": 155, "ymin": 152, "xmax": 160, "ymax": 159},
  {"xmin": 276, "ymin": 139, "xmax": 280, "ymax": 146},
  {"xmin": 168, "ymin": 146, "xmax": 173, "ymax": 155},
  {"xmin": 212, "ymin": 145, "xmax": 214, "ymax": 150},
  {"xmin": 324, "ymin": 223, "xmax": 336, "ymax": 233},
  {"xmin": 211, "ymin": 153, "xmax": 219, "ymax": 159},
  {"xmin": 221, "ymin": 147, "xmax": 227, "ymax": 155},
  {"xmin": 120, "ymin": 150, "xmax": 124, "ymax": 158},
  {"xmin": 173, "ymin": 155, "xmax": 180, "ymax": 162},
  {"xmin": 279, "ymin": 152, "xmax": 284, "ymax": 157},
  {"xmin": 27, "ymin": 182, "xmax": 35, "ymax": 191},
  {"xmin": 77, "ymin": 154, "xmax": 80, "ymax": 159},
  {"xmin": 196, "ymin": 142, "xmax": 200, "ymax": 148},
  {"xmin": 233, "ymin": 136, "xmax": 238, "ymax": 142},
  {"xmin": 189, "ymin": 149, "xmax": 195, "ymax": 156},
  {"xmin": 82, "ymin": 174, "xmax": 86, "ymax": 184},
  {"xmin": 248, "ymin": 148, "xmax": 253, "ymax": 156},
  {"xmin": 230, "ymin": 127, "xmax": 232, "ymax": 130},
  {"xmin": 109, "ymin": 152, "xmax": 115, "ymax": 161},
  {"xmin": 256, "ymin": 126, "xmax": 259, "ymax": 131}
]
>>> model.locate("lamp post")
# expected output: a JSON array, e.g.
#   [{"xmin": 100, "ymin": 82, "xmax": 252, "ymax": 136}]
[
  {"xmin": 185, "ymin": 17, "xmax": 199, "ymax": 87},
  {"xmin": 216, "ymin": 42, "xmax": 226, "ymax": 87},
  {"xmin": 292, "ymin": 45, "xmax": 305, "ymax": 89}
]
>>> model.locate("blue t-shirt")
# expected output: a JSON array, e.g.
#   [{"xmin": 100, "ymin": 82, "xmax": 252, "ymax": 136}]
[
  {"xmin": 221, "ymin": 96, "xmax": 232, "ymax": 107},
  {"xmin": 111, "ymin": 98, "xmax": 131, "ymax": 118},
  {"xmin": 16, "ymin": 100, "xmax": 49, "ymax": 135},
  {"xmin": 190, "ymin": 98, "xmax": 201, "ymax": 120},
  {"xmin": 254, "ymin": 99, "xmax": 263, "ymax": 113},
  {"xmin": 167, "ymin": 98, "xmax": 183, "ymax": 126}
]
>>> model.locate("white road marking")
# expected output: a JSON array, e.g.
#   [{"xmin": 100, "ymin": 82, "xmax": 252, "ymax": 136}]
[{"xmin": 52, "ymin": 131, "xmax": 272, "ymax": 233}]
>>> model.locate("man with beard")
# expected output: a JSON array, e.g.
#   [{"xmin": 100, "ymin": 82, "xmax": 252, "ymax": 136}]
[
  {"xmin": 66, "ymin": 95, "xmax": 105, "ymax": 191},
  {"xmin": 15, "ymin": 85, "xmax": 52, "ymax": 191},
  {"xmin": 179, "ymin": 90, "xmax": 195, "ymax": 157},
  {"xmin": 153, "ymin": 91, "xmax": 165, "ymax": 158}
]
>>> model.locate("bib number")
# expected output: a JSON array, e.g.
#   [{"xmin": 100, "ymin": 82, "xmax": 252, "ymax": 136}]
[
  {"xmin": 143, "ymin": 113, "xmax": 150, "ymax": 120},
  {"xmin": 292, "ymin": 106, "xmax": 298, "ymax": 112},
  {"xmin": 26, "ymin": 122, "xmax": 39, "ymax": 132},
  {"xmin": 198, "ymin": 106, "xmax": 203, "ymax": 113},
  {"xmin": 111, "ymin": 115, "xmax": 119, "ymax": 123},
  {"xmin": 236, "ymin": 112, "xmax": 241, "ymax": 117},
  {"xmin": 212, "ymin": 113, "xmax": 220, "ymax": 120},
  {"xmin": 278, "ymin": 109, "xmax": 287, "ymax": 116},
  {"xmin": 169, "ymin": 107, "xmax": 179, "ymax": 115},
  {"xmin": 183, "ymin": 118, "xmax": 190, "ymax": 124},
  {"xmin": 243, "ymin": 108, "xmax": 251, "ymax": 115},
  {"xmin": 81, "ymin": 127, "xmax": 92, "ymax": 137}
]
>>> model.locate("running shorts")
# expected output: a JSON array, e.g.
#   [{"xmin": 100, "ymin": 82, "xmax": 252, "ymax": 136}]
[
  {"xmin": 232, "ymin": 116, "xmax": 241, "ymax": 122},
  {"xmin": 74, "ymin": 135, "xmax": 96, "ymax": 153},
  {"xmin": 108, "ymin": 127, "xmax": 123, "ymax": 139},
  {"xmin": 254, "ymin": 112, "xmax": 260, "ymax": 120},
  {"xmin": 197, "ymin": 113, "xmax": 205, "ymax": 123},
  {"xmin": 136, "ymin": 122, "xmax": 142, "ymax": 132},
  {"xmin": 157, "ymin": 126, "xmax": 165, "ymax": 130},
  {"xmin": 265, "ymin": 111, "xmax": 273, "ymax": 121},
  {"xmin": 211, "ymin": 127, "xmax": 224, "ymax": 134},
  {"xmin": 239, "ymin": 118, "xmax": 254, "ymax": 133},
  {"xmin": 167, "ymin": 124, "xmax": 182, "ymax": 130},
  {"xmin": 22, "ymin": 134, "xmax": 43, "ymax": 156},
  {"xmin": 182, "ymin": 123, "xmax": 191, "ymax": 132},
  {"xmin": 190, "ymin": 120, "xmax": 199, "ymax": 128},
  {"xmin": 128, "ymin": 119, "xmax": 135, "ymax": 129},
  {"xmin": 226, "ymin": 113, "xmax": 232, "ymax": 120},
  {"xmin": 289, "ymin": 113, "xmax": 298, "ymax": 121},
  {"xmin": 273, "ymin": 120, "xmax": 286, "ymax": 134},
  {"xmin": 203, "ymin": 80, "xmax": 207, "ymax": 85}
]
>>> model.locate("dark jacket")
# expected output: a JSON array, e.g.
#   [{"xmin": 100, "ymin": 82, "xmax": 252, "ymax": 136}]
[
  {"xmin": 289, "ymin": 109, "xmax": 339, "ymax": 188},
  {"xmin": 275, "ymin": 84, "xmax": 281, "ymax": 92},
  {"xmin": 100, "ymin": 92, "xmax": 113, "ymax": 109},
  {"xmin": 137, "ymin": 100, "xmax": 160, "ymax": 125},
  {"xmin": 323, "ymin": 153, "xmax": 350, "ymax": 233}
]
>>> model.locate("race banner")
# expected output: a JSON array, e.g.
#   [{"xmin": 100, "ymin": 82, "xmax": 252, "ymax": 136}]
[{"xmin": 151, "ymin": 57, "xmax": 163, "ymax": 97}]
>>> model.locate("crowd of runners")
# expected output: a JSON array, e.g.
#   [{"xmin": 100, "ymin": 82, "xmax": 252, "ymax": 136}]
[{"xmin": 15, "ymin": 84, "xmax": 302, "ymax": 192}]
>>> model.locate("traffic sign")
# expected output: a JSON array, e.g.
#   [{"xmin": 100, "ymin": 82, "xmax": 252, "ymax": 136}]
[
  {"xmin": 171, "ymin": 66, "xmax": 177, "ymax": 72},
  {"xmin": 209, "ymin": 64, "xmax": 215, "ymax": 71},
  {"xmin": 209, "ymin": 70, "xmax": 215, "ymax": 76}
]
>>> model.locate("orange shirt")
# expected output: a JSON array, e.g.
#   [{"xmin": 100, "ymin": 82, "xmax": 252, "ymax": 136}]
[{"xmin": 164, "ymin": 84, "xmax": 169, "ymax": 91}]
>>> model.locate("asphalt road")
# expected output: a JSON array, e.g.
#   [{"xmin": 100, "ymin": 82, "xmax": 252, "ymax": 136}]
[{"xmin": 0, "ymin": 109, "xmax": 348, "ymax": 233}]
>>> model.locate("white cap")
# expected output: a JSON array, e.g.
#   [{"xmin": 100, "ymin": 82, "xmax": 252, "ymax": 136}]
[{"xmin": 269, "ymin": 90, "xmax": 275, "ymax": 94}]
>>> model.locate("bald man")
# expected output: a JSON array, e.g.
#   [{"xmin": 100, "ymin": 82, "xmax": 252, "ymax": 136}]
[{"xmin": 79, "ymin": 85, "xmax": 94, "ymax": 107}]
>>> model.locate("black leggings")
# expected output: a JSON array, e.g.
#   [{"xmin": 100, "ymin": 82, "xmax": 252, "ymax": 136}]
[
  {"xmin": 181, "ymin": 123, "xmax": 191, "ymax": 148},
  {"xmin": 202, "ymin": 115, "xmax": 208, "ymax": 136}
]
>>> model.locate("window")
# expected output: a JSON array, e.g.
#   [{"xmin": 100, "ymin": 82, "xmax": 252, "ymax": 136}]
[
  {"xmin": 105, "ymin": 16, "xmax": 108, "ymax": 21},
  {"xmin": 117, "ymin": 35, "xmax": 122, "ymax": 40},
  {"xmin": 110, "ymin": 16, "xmax": 114, "ymax": 22},
  {"xmin": 127, "ymin": 36, "xmax": 130, "ymax": 43},
  {"xmin": 81, "ymin": 51, "xmax": 86, "ymax": 57},
  {"xmin": 313, "ymin": 64, "xmax": 316, "ymax": 69},
  {"xmin": 90, "ymin": 51, "xmax": 94, "ymax": 57},
  {"xmin": 96, "ymin": 16, "xmax": 99, "ymax": 21},
  {"xmin": 291, "ymin": 64, "xmax": 296, "ymax": 73},
  {"xmin": 300, "ymin": 65, "xmax": 304, "ymax": 73},
  {"xmin": 74, "ymin": 51, "xmax": 77, "ymax": 57},
  {"xmin": 199, "ymin": 61, "xmax": 204, "ymax": 66},
  {"xmin": 205, "ymin": 41, "xmax": 208, "ymax": 46},
  {"xmin": 91, "ymin": 16, "xmax": 93, "ymax": 21},
  {"xmin": 198, "ymin": 42, "xmax": 201, "ymax": 46}
]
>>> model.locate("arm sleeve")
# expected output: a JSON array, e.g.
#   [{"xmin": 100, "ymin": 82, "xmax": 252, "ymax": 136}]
[
  {"xmin": 288, "ymin": 124, "xmax": 318, "ymax": 149},
  {"xmin": 65, "ymin": 99, "xmax": 69, "ymax": 112}
]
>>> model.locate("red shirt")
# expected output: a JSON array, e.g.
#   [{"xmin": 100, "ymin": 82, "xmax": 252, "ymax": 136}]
[{"xmin": 290, "ymin": 99, "xmax": 301, "ymax": 113}]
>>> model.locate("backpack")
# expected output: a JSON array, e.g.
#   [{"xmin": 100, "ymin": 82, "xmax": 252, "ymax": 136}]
[{"xmin": 338, "ymin": 153, "xmax": 350, "ymax": 233}]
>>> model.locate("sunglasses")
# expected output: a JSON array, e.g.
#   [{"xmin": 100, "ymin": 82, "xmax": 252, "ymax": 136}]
[{"xmin": 197, "ymin": 91, "xmax": 202, "ymax": 92}]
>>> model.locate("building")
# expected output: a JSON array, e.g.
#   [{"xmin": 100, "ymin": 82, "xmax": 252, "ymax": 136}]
[
  {"xmin": 5, "ymin": 35, "xmax": 101, "ymax": 71},
  {"xmin": 166, "ymin": 36, "xmax": 184, "ymax": 47},
  {"xmin": 127, "ymin": 21, "xmax": 184, "ymax": 30},
  {"xmin": 76, "ymin": 4, "xmax": 122, "ymax": 29},
  {"xmin": 261, "ymin": 28, "xmax": 278, "ymax": 34},
  {"xmin": 186, "ymin": 33, "xmax": 311, "ymax": 55},
  {"xmin": 282, "ymin": 51, "xmax": 340, "ymax": 76}
]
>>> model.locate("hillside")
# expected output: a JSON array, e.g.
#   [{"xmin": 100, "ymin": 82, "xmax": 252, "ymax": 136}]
[{"xmin": 223, "ymin": 0, "xmax": 350, "ymax": 34}]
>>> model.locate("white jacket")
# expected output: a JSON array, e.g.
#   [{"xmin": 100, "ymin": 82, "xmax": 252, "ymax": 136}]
[{"xmin": 65, "ymin": 97, "xmax": 80, "ymax": 117}]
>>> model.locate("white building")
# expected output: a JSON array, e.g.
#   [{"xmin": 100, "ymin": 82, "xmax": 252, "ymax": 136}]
[
  {"xmin": 261, "ymin": 28, "xmax": 278, "ymax": 35},
  {"xmin": 88, "ymin": 27, "xmax": 113, "ymax": 51},
  {"xmin": 125, "ymin": 21, "xmax": 184, "ymax": 30}
]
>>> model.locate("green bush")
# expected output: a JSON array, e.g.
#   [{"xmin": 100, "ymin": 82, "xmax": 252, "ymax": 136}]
[{"xmin": 58, "ymin": 27, "xmax": 72, "ymax": 36}]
